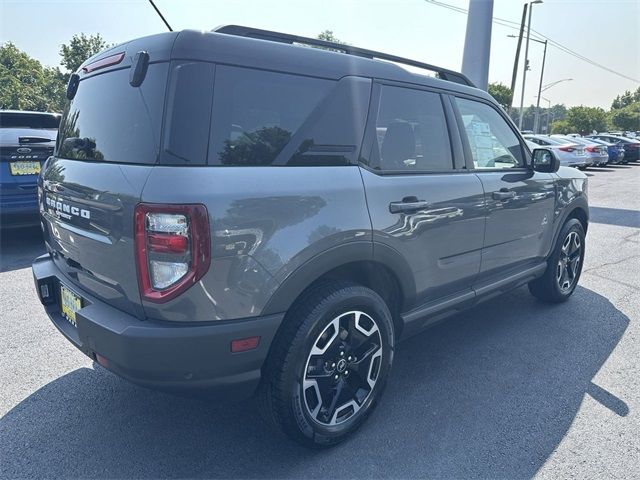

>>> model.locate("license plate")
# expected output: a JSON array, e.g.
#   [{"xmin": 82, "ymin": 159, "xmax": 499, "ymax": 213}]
[
  {"xmin": 10, "ymin": 160, "xmax": 41, "ymax": 176},
  {"xmin": 60, "ymin": 284, "xmax": 82, "ymax": 327}
]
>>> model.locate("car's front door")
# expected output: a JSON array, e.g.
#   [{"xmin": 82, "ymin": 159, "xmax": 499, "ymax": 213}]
[
  {"xmin": 359, "ymin": 84, "xmax": 486, "ymax": 309},
  {"xmin": 452, "ymin": 96, "xmax": 556, "ymax": 279}
]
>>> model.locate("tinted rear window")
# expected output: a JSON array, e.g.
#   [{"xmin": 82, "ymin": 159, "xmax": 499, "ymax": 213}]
[
  {"xmin": 209, "ymin": 66, "xmax": 335, "ymax": 166},
  {"xmin": 57, "ymin": 63, "xmax": 168, "ymax": 164},
  {"xmin": 0, "ymin": 112, "xmax": 60, "ymax": 129}
]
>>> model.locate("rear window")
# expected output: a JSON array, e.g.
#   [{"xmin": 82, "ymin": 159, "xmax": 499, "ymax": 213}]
[
  {"xmin": 208, "ymin": 66, "xmax": 335, "ymax": 166},
  {"xmin": 0, "ymin": 112, "xmax": 60, "ymax": 129},
  {"xmin": 57, "ymin": 63, "xmax": 168, "ymax": 164}
]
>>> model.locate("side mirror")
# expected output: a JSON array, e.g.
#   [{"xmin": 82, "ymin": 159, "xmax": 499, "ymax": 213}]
[{"xmin": 532, "ymin": 148, "xmax": 560, "ymax": 173}]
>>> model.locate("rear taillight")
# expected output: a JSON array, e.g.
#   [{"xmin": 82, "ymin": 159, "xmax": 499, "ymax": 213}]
[
  {"xmin": 586, "ymin": 146, "xmax": 597, "ymax": 153},
  {"xmin": 134, "ymin": 204, "xmax": 210, "ymax": 303},
  {"xmin": 559, "ymin": 146, "xmax": 575, "ymax": 152}
]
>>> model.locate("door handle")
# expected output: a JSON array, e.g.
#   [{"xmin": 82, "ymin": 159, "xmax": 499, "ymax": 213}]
[
  {"xmin": 389, "ymin": 196, "xmax": 431, "ymax": 214},
  {"xmin": 492, "ymin": 189, "xmax": 516, "ymax": 200}
]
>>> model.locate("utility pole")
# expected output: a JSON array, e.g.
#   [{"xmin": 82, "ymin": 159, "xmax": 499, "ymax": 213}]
[
  {"xmin": 533, "ymin": 39, "xmax": 548, "ymax": 134},
  {"xmin": 518, "ymin": 0, "xmax": 543, "ymax": 130},
  {"xmin": 461, "ymin": 0, "xmax": 494, "ymax": 91},
  {"xmin": 510, "ymin": 3, "xmax": 528, "ymax": 106}
]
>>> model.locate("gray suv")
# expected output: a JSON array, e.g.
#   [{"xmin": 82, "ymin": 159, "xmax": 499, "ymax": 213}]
[{"xmin": 32, "ymin": 26, "xmax": 588, "ymax": 447}]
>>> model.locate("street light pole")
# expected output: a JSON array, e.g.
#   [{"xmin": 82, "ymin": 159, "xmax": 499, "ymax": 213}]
[
  {"xmin": 533, "ymin": 39, "xmax": 548, "ymax": 134},
  {"xmin": 518, "ymin": 0, "xmax": 543, "ymax": 130},
  {"xmin": 510, "ymin": 3, "xmax": 528, "ymax": 106}
]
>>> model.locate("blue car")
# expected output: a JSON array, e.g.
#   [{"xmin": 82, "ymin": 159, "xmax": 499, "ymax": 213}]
[
  {"xmin": 587, "ymin": 137, "xmax": 626, "ymax": 164},
  {"xmin": 1, "ymin": 110, "xmax": 60, "ymax": 228}
]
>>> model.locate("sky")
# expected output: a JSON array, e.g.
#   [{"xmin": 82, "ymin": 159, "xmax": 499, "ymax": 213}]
[{"xmin": 1, "ymin": 0, "xmax": 638, "ymax": 109}]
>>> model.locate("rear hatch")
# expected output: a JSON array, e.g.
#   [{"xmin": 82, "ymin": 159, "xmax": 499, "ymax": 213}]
[
  {"xmin": 40, "ymin": 34, "xmax": 175, "ymax": 318},
  {"xmin": 0, "ymin": 113, "xmax": 58, "ymax": 200}
]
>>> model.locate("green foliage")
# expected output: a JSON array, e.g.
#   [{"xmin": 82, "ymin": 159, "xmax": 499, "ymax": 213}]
[
  {"xmin": 611, "ymin": 87, "xmax": 640, "ymax": 110},
  {"xmin": 488, "ymin": 82, "xmax": 513, "ymax": 110},
  {"xmin": 317, "ymin": 30, "xmax": 346, "ymax": 44},
  {"xmin": 610, "ymin": 102, "xmax": 640, "ymax": 131},
  {"xmin": 562, "ymin": 106, "xmax": 609, "ymax": 134},
  {"xmin": 0, "ymin": 42, "xmax": 66, "ymax": 112},
  {"xmin": 59, "ymin": 33, "xmax": 109, "ymax": 82},
  {"xmin": 550, "ymin": 119, "xmax": 571, "ymax": 134},
  {"xmin": 1, "ymin": 33, "xmax": 109, "ymax": 113},
  {"xmin": 314, "ymin": 30, "xmax": 349, "ymax": 52}
]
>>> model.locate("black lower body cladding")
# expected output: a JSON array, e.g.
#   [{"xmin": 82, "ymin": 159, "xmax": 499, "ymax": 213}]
[{"xmin": 32, "ymin": 254, "xmax": 284, "ymax": 400}]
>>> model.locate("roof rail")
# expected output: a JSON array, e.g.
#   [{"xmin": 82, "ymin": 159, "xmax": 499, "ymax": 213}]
[{"xmin": 213, "ymin": 25, "xmax": 476, "ymax": 88}]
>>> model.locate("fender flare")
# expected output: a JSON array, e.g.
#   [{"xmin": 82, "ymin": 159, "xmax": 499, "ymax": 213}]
[
  {"xmin": 261, "ymin": 241, "xmax": 416, "ymax": 315},
  {"xmin": 549, "ymin": 197, "xmax": 589, "ymax": 257}
]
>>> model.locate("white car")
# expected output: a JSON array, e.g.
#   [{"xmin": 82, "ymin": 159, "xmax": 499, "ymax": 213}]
[{"xmin": 524, "ymin": 135, "xmax": 589, "ymax": 169}]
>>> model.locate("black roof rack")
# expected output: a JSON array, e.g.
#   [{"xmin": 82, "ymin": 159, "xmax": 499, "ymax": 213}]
[{"xmin": 213, "ymin": 25, "xmax": 475, "ymax": 88}]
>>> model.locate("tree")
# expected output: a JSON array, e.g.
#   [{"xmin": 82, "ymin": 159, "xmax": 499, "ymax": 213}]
[
  {"xmin": 314, "ymin": 30, "xmax": 349, "ymax": 52},
  {"xmin": 550, "ymin": 119, "xmax": 571, "ymax": 134},
  {"xmin": 610, "ymin": 102, "xmax": 640, "ymax": 131},
  {"xmin": 317, "ymin": 30, "xmax": 346, "ymax": 44},
  {"xmin": 488, "ymin": 82, "xmax": 512, "ymax": 110},
  {"xmin": 549, "ymin": 104, "xmax": 567, "ymax": 122},
  {"xmin": 611, "ymin": 87, "xmax": 640, "ymax": 110},
  {"xmin": 0, "ymin": 42, "xmax": 66, "ymax": 112},
  {"xmin": 563, "ymin": 106, "xmax": 609, "ymax": 134},
  {"xmin": 59, "ymin": 33, "xmax": 109, "ymax": 82}
]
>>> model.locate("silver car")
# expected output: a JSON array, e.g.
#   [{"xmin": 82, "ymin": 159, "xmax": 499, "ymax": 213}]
[
  {"xmin": 551, "ymin": 135, "xmax": 609, "ymax": 167},
  {"xmin": 524, "ymin": 134, "xmax": 588, "ymax": 169}
]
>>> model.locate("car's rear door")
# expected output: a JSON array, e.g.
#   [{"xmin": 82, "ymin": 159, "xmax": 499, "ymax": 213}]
[
  {"xmin": 451, "ymin": 95, "xmax": 556, "ymax": 280},
  {"xmin": 359, "ymin": 83, "xmax": 485, "ymax": 311}
]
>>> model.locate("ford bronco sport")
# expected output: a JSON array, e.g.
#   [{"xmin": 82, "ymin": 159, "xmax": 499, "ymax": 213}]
[{"xmin": 32, "ymin": 26, "xmax": 588, "ymax": 447}]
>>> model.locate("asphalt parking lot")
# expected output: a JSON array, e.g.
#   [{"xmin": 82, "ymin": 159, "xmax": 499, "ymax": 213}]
[{"xmin": 1, "ymin": 164, "xmax": 638, "ymax": 479}]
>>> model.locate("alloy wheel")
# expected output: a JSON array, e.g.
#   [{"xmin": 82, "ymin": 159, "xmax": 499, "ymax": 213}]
[
  {"xmin": 302, "ymin": 311, "xmax": 383, "ymax": 426},
  {"xmin": 557, "ymin": 231, "xmax": 581, "ymax": 293}
]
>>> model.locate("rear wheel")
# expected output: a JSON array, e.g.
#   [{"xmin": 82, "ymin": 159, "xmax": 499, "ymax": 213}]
[
  {"xmin": 258, "ymin": 282, "xmax": 394, "ymax": 447},
  {"xmin": 529, "ymin": 218, "xmax": 585, "ymax": 302}
]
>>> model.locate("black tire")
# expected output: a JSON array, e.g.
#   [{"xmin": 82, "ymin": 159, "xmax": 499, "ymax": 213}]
[
  {"xmin": 529, "ymin": 218, "xmax": 585, "ymax": 303},
  {"xmin": 257, "ymin": 281, "xmax": 395, "ymax": 447}
]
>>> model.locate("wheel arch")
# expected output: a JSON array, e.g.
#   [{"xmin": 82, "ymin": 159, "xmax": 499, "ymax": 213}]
[
  {"xmin": 261, "ymin": 242, "xmax": 415, "ymax": 338},
  {"xmin": 550, "ymin": 200, "xmax": 589, "ymax": 259}
]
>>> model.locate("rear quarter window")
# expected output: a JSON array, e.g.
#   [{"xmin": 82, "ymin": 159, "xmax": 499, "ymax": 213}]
[
  {"xmin": 57, "ymin": 63, "xmax": 168, "ymax": 164},
  {"xmin": 208, "ymin": 66, "xmax": 337, "ymax": 166}
]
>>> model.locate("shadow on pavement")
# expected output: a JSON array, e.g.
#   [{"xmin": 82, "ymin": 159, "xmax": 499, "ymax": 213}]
[
  {"xmin": 0, "ymin": 286, "xmax": 629, "ymax": 479},
  {"xmin": 0, "ymin": 226, "xmax": 46, "ymax": 273},
  {"xmin": 590, "ymin": 206, "xmax": 640, "ymax": 229},
  {"xmin": 586, "ymin": 167, "xmax": 616, "ymax": 173}
]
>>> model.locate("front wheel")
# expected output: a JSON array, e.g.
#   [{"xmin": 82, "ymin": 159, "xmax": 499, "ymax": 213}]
[
  {"xmin": 529, "ymin": 218, "xmax": 585, "ymax": 302},
  {"xmin": 258, "ymin": 282, "xmax": 394, "ymax": 447}
]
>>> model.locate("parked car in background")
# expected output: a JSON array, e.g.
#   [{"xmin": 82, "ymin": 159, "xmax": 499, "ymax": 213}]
[
  {"xmin": 552, "ymin": 135, "xmax": 609, "ymax": 167},
  {"xmin": 0, "ymin": 110, "xmax": 60, "ymax": 228},
  {"xmin": 524, "ymin": 134, "xmax": 589, "ymax": 169},
  {"xmin": 586, "ymin": 137, "xmax": 626, "ymax": 164},
  {"xmin": 588, "ymin": 134, "xmax": 640, "ymax": 162},
  {"xmin": 32, "ymin": 26, "xmax": 589, "ymax": 447}
]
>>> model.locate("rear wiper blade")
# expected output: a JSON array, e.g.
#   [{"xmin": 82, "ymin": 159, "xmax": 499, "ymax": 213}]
[{"xmin": 19, "ymin": 136, "xmax": 54, "ymax": 144}]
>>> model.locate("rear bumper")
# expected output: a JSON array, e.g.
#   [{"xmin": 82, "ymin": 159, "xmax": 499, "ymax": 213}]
[
  {"xmin": 32, "ymin": 254, "xmax": 284, "ymax": 401},
  {"xmin": 0, "ymin": 192, "xmax": 39, "ymax": 227}
]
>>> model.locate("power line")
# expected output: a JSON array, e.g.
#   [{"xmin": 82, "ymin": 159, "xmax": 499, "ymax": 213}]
[{"xmin": 423, "ymin": 0, "xmax": 639, "ymax": 84}]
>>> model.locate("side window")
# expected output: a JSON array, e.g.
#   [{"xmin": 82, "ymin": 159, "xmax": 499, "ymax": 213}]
[
  {"xmin": 455, "ymin": 97, "xmax": 525, "ymax": 169},
  {"xmin": 209, "ymin": 66, "xmax": 334, "ymax": 166},
  {"xmin": 369, "ymin": 85, "xmax": 453, "ymax": 172}
]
